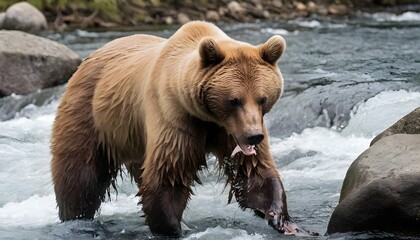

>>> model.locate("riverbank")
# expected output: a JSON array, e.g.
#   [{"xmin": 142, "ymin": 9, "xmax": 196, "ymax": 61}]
[{"xmin": 1, "ymin": 0, "xmax": 419, "ymax": 30}]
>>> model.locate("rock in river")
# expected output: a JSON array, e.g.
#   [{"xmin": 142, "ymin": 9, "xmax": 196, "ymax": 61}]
[
  {"xmin": 371, "ymin": 107, "xmax": 420, "ymax": 145},
  {"xmin": 327, "ymin": 108, "xmax": 420, "ymax": 236},
  {"xmin": 2, "ymin": 2, "xmax": 47, "ymax": 32},
  {"xmin": 0, "ymin": 30, "xmax": 81, "ymax": 96}
]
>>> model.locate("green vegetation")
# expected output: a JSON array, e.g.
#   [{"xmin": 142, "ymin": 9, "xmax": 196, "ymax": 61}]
[{"xmin": 1, "ymin": 0, "xmax": 418, "ymax": 29}]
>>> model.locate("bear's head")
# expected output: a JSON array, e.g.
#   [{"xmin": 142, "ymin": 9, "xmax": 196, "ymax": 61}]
[{"xmin": 199, "ymin": 35, "xmax": 286, "ymax": 155}]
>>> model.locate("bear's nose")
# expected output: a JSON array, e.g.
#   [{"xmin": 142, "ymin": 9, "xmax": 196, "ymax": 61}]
[{"xmin": 246, "ymin": 133, "xmax": 264, "ymax": 145}]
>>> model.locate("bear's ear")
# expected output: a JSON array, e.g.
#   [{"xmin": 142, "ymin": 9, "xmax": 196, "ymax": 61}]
[
  {"xmin": 199, "ymin": 37, "xmax": 225, "ymax": 67},
  {"xmin": 260, "ymin": 35, "xmax": 286, "ymax": 65}
]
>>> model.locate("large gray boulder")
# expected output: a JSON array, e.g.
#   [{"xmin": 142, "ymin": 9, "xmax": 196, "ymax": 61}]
[
  {"xmin": 2, "ymin": 2, "xmax": 47, "ymax": 32},
  {"xmin": 0, "ymin": 30, "xmax": 81, "ymax": 96},
  {"xmin": 371, "ymin": 107, "xmax": 420, "ymax": 145},
  {"xmin": 327, "ymin": 134, "xmax": 420, "ymax": 236}
]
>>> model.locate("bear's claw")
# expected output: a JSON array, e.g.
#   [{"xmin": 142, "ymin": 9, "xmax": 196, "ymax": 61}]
[{"xmin": 255, "ymin": 209, "xmax": 319, "ymax": 236}]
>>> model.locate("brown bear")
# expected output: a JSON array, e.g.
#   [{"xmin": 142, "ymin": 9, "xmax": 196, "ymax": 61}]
[{"xmin": 51, "ymin": 21, "xmax": 307, "ymax": 237}]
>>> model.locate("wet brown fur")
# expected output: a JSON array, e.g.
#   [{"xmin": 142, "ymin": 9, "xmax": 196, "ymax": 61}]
[{"xmin": 51, "ymin": 21, "xmax": 289, "ymax": 236}]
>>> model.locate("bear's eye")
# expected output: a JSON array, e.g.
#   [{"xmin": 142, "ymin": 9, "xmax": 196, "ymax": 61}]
[
  {"xmin": 258, "ymin": 97, "xmax": 267, "ymax": 105},
  {"xmin": 230, "ymin": 98, "xmax": 243, "ymax": 108}
]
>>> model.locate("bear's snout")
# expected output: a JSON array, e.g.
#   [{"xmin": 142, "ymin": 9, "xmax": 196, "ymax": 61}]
[{"xmin": 246, "ymin": 132, "xmax": 264, "ymax": 145}]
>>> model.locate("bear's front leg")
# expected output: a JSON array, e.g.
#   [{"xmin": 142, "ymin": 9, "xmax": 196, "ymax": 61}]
[
  {"xmin": 139, "ymin": 129, "xmax": 206, "ymax": 237},
  {"xmin": 227, "ymin": 132, "xmax": 315, "ymax": 235},
  {"xmin": 140, "ymin": 181, "xmax": 191, "ymax": 237},
  {"xmin": 230, "ymin": 163, "xmax": 306, "ymax": 234},
  {"xmin": 227, "ymin": 159, "xmax": 289, "ymax": 232}
]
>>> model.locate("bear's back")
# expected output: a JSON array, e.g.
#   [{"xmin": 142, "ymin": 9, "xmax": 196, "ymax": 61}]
[{"xmin": 88, "ymin": 34, "xmax": 166, "ymax": 161}]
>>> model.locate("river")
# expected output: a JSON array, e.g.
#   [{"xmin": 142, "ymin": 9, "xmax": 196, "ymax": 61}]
[{"xmin": 1, "ymin": 11, "xmax": 420, "ymax": 239}]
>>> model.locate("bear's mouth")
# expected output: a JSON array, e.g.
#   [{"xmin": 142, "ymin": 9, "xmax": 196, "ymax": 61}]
[{"xmin": 231, "ymin": 139, "xmax": 257, "ymax": 157}]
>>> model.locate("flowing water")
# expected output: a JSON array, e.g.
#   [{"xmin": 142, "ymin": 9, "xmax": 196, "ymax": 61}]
[{"xmin": 1, "ymin": 11, "xmax": 420, "ymax": 240}]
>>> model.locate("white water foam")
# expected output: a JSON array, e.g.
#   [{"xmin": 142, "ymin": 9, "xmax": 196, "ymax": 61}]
[
  {"xmin": 184, "ymin": 226, "xmax": 265, "ymax": 240},
  {"xmin": 0, "ymin": 194, "xmax": 58, "ymax": 227},
  {"xmin": 0, "ymin": 114, "xmax": 55, "ymax": 205},
  {"xmin": 289, "ymin": 19, "xmax": 347, "ymax": 29},
  {"xmin": 98, "ymin": 193, "xmax": 141, "ymax": 216},
  {"xmin": 271, "ymin": 127, "xmax": 370, "ymax": 184},
  {"xmin": 292, "ymin": 20, "xmax": 322, "ymax": 28},
  {"xmin": 271, "ymin": 90, "xmax": 420, "ymax": 191},
  {"xmin": 371, "ymin": 11, "xmax": 420, "ymax": 22},
  {"xmin": 261, "ymin": 28, "xmax": 291, "ymax": 35},
  {"xmin": 0, "ymin": 193, "xmax": 141, "ymax": 228},
  {"xmin": 343, "ymin": 90, "xmax": 420, "ymax": 137}
]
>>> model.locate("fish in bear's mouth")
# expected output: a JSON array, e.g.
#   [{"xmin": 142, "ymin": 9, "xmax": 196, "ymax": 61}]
[{"xmin": 231, "ymin": 138, "xmax": 257, "ymax": 157}]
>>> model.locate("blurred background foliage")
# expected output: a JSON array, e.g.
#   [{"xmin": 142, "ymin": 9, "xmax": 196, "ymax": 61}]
[{"xmin": 1, "ymin": 0, "xmax": 418, "ymax": 28}]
